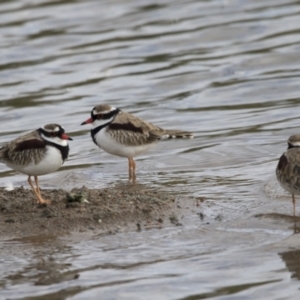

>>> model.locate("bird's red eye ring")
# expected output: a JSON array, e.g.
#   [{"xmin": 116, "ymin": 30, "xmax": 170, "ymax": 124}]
[
  {"xmin": 51, "ymin": 132, "xmax": 57, "ymax": 137},
  {"xmin": 96, "ymin": 114, "xmax": 103, "ymax": 119}
]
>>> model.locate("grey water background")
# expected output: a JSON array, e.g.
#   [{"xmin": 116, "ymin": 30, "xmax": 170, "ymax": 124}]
[{"xmin": 1, "ymin": 0, "xmax": 300, "ymax": 299}]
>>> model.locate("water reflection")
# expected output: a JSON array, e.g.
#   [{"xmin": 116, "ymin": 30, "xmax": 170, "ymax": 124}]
[{"xmin": 279, "ymin": 247, "xmax": 300, "ymax": 280}]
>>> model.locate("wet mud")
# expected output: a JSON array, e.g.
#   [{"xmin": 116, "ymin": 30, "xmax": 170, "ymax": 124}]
[{"xmin": 0, "ymin": 185, "xmax": 191, "ymax": 239}]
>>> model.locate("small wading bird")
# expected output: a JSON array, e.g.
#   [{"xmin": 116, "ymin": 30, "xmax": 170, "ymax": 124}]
[
  {"xmin": 0, "ymin": 124, "xmax": 72, "ymax": 204},
  {"xmin": 81, "ymin": 104, "xmax": 194, "ymax": 182},
  {"xmin": 276, "ymin": 134, "xmax": 300, "ymax": 216}
]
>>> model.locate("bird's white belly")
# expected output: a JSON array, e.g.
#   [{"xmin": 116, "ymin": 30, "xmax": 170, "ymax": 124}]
[
  {"xmin": 95, "ymin": 130, "xmax": 155, "ymax": 158},
  {"xmin": 279, "ymin": 181, "xmax": 300, "ymax": 196},
  {"xmin": 6, "ymin": 147, "xmax": 63, "ymax": 176}
]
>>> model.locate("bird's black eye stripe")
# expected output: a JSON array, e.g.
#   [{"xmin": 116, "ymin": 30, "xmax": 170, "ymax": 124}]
[
  {"xmin": 288, "ymin": 142, "xmax": 300, "ymax": 149},
  {"xmin": 91, "ymin": 108, "xmax": 120, "ymax": 120},
  {"xmin": 38, "ymin": 126, "xmax": 65, "ymax": 138}
]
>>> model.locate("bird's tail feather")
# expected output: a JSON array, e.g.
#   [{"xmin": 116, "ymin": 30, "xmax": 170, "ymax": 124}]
[{"xmin": 160, "ymin": 129, "xmax": 194, "ymax": 140}]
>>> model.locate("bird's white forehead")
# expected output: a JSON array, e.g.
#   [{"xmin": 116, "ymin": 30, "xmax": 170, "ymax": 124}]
[
  {"xmin": 290, "ymin": 141, "xmax": 300, "ymax": 146},
  {"xmin": 93, "ymin": 106, "xmax": 116, "ymax": 115}
]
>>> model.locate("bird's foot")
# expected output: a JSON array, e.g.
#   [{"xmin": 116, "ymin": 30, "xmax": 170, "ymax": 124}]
[{"xmin": 37, "ymin": 198, "xmax": 52, "ymax": 205}]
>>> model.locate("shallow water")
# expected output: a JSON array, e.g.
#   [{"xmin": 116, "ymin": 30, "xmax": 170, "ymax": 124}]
[{"xmin": 1, "ymin": 0, "xmax": 300, "ymax": 298}]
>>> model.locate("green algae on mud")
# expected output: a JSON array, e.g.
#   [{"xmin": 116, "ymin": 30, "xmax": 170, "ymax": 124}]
[{"xmin": 0, "ymin": 185, "xmax": 186, "ymax": 238}]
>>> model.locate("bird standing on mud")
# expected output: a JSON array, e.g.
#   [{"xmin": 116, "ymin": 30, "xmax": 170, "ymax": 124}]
[
  {"xmin": 81, "ymin": 104, "xmax": 193, "ymax": 182},
  {"xmin": 0, "ymin": 124, "xmax": 73, "ymax": 205}
]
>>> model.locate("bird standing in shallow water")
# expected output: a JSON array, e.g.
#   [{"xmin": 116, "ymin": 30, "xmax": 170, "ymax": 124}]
[
  {"xmin": 81, "ymin": 104, "xmax": 193, "ymax": 182},
  {"xmin": 0, "ymin": 124, "xmax": 73, "ymax": 204},
  {"xmin": 276, "ymin": 134, "xmax": 300, "ymax": 216}
]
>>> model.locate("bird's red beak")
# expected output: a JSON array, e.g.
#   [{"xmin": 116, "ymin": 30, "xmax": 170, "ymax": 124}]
[
  {"xmin": 81, "ymin": 118, "xmax": 93, "ymax": 125},
  {"xmin": 61, "ymin": 133, "xmax": 73, "ymax": 140}
]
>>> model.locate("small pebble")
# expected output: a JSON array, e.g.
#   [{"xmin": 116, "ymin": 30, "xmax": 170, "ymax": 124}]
[{"xmin": 5, "ymin": 219, "xmax": 15, "ymax": 223}]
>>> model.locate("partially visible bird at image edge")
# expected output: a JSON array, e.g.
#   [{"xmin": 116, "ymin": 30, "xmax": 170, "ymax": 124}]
[
  {"xmin": 276, "ymin": 134, "xmax": 300, "ymax": 216},
  {"xmin": 0, "ymin": 124, "xmax": 73, "ymax": 205}
]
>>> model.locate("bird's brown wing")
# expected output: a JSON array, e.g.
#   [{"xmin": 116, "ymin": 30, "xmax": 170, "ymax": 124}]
[
  {"xmin": 0, "ymin": 131, "xmax": 46, "ymax": 166},
  {"xmin": 107, "ymin": 111, "xmax": 165, "ymax": 146},
  {"xmin": 276, "ymin": 149, "xmax": 300, "ymax": 191}
]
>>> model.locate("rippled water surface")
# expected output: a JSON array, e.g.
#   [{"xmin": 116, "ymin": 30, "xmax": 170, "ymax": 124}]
[{"xmin": 1, "ymin": 0, "xmax": 300, "ymax": 299}]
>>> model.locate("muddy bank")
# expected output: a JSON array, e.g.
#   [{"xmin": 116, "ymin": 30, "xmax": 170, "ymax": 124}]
[{"xmin": 0, "ymin": 185, "xmax": 193, "ymax": 238}]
